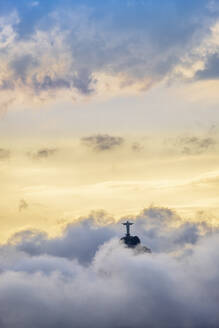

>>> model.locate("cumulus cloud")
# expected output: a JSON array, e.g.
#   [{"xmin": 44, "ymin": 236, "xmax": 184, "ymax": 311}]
[
  {"xmin": 120, "ymin": 207, "xmax": 214, "ymax": 254},
  {"xmin": 0, "ymin": 217, "xmax": 219, "ymax": 327},
  {"xmin": 0, "ymin": 0, "xmax": 217, "ymax": 107},
  {"xmin": 8, "ymin": 219, "xmax": 115, "ymax": 265},
  {"xmin": 72, "ymin": 68, "xmax": 97, "ymax": 95},
  {"xmin": 0, "ymin": 207, "xmax": 218, "ymax": 327},
  {"xmin": 6, "ymin": 207, "xmax": 214, "ymax": 264},
  {"xmin": 9, "ymin": 54, "xmax": 38, "ymax": 83},
  {"xmin": 81, "ymin": 134, "xmax": 124, "ymax": 151}
]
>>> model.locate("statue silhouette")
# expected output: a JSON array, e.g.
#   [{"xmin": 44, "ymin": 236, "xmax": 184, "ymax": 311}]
[{"xmin": 120, "ymin": 220, "xmax": 151, "ymax": 253}]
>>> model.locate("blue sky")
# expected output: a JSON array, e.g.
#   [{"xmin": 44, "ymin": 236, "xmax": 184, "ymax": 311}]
[{"xmin": 0, "ymin": 0, "xmax": 218, "ymax": 101}]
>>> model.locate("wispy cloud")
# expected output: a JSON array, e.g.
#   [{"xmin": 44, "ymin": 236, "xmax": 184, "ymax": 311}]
[
  {"xmin": 132, "ymin": 142, "xmax": 144, "ymax": 152},
  {"xmin": 81, "ymin": 134, "xmax": 124, "ymax": 151},
  {"xmin": 175, "ymin": 136, "xmax": 216, "ymax": 155},
  {"xmin": 0, "ymin": 148, "xmax": 10, "ymax": 160},
  {"xmin": 27, "ymin": 148, "xmax": 57, "ymax": 160},
  {"xmin": 18, "ymin": 199, "xmax": 28, "ymax": 212}
]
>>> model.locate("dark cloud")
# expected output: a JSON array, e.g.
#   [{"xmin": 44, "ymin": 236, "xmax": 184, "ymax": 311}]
[
  {"xmin": 10, "ymin": 54, "xmax": 38, "ymax": 82},
  {"xmin": 0, "ymin": 80, "xmax": 14, "ymax": 91},
  {"xmin": 81, "ymin": 134, "xmax": 124, "ymax": 151},
  {"xmin": 32, "ymin": 75, "xmax": 71, "ymax": 92},
  {"xmin": 19, "ymin": 199, "xmax": 28, "ymax": 212},
  {"xmin": 6, "ymin": 207, "xmax": 214, "ymax": 264},
  {"xmin": 196, "ymin": 53, "xmax": 219, "ymax": 80},
  {"xmin": 0, "ymin": 207, "xmax": 219, "ymax": 327},
  {"xmin": 132, "ymin": 142, "xmax": 143, "ymax": 152},
  {"xmin": 0, "ymin": 148, "xmax": 10, "ymax": 160},
  {"xmin": 2, "ymin": 67, "xmax": 94, "ymax": 96},
  {"xmin": 28, "ymin": 148, "xmax": 57, "ymax": 160},
  {"xmin": 9, "ymin": 218, "xmax": 115, "ymax": 265},
  {"xmin": 0, "ymin": 0, "xmax": 217, "ymax": 101},
  {"xmin": 175, "ymin": 136, "xmax": 216, "ymax": 155},
  {"xmin": 72, "ymin": 69, "xmax": 97, "ymax": 95}
]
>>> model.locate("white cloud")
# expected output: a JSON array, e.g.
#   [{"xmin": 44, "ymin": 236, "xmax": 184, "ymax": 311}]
[{"xmin": 0, "ymin": 231, "xmax": 219, "ymax": 327}]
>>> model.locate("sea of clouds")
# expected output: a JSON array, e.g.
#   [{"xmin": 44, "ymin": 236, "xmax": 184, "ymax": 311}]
[{"xmin": 0, "ymin": 207, "xmax": 219, "ymax": 327}]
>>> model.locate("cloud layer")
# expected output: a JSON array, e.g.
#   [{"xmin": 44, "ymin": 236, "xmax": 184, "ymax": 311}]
[
  {"xmin": 8, "ymin": 207, "xmax": 212, "ymax": 264},
  {"xmin": 0, "ymin": 207, "xmax": 218, "ymax": 327}
]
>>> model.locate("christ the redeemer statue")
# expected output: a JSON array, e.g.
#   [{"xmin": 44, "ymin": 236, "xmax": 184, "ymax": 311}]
[
  {"xmin": 120, "ymin": 220, "xmax": 151, "ymax": 252},
  {"xmin": 122, "ymin": 221, "xmax": 133, "ymax": 236},
  {"xmin": 121, "ymin": 220, "xmax": 140, "ymax": 248}
]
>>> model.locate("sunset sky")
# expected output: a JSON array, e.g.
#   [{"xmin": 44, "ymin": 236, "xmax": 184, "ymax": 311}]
[
  {"xmin": 1, "ymin": 0, "xmax": 219, "ymax": 241},
  {"xmin": 2, "ymin": 2, "xmax": 219, "ymax": 328}
]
